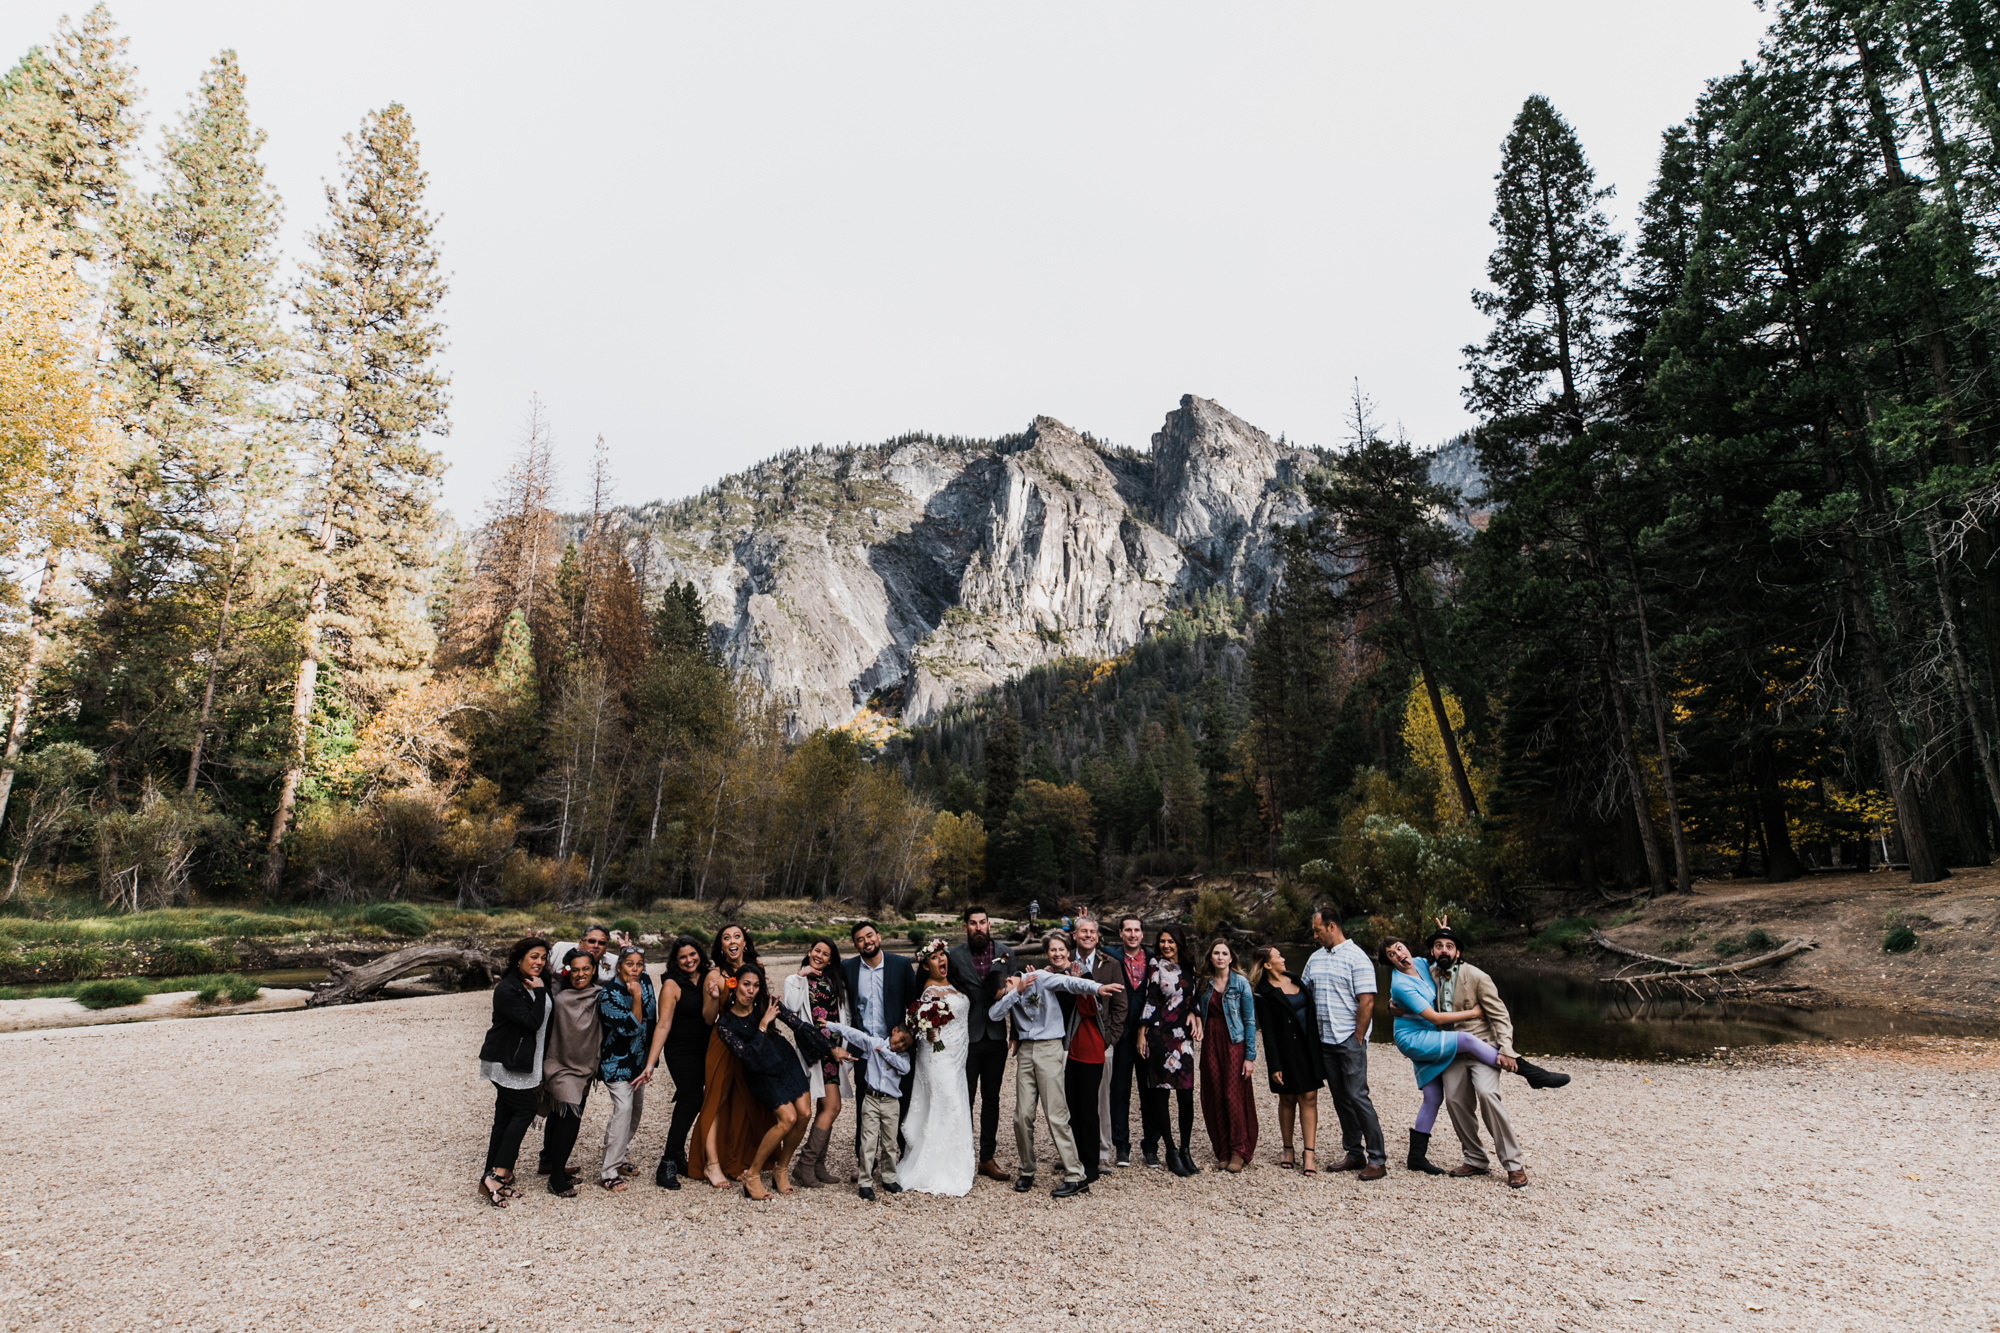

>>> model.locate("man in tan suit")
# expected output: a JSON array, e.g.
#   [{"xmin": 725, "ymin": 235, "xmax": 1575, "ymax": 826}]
[{"xmin": 1428, "ymin": 926, "xmax": 1531, "ymax": 1188}]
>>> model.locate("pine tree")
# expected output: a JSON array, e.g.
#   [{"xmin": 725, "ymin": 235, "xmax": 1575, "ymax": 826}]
[
  {"xmin": 86, "ymin": 48, "xmax": 291, "ymax": 795},
  {"xmin": 265, "ymin": 104, "xmax": 449, "ymax": 890},
  {"xmin": 0, "ymin": 3, "xmax": 140, "ymax": 261}
]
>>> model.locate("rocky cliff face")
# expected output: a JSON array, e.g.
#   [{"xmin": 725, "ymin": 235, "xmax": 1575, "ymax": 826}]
[{"xmin": 628, "ymin": 395, "xmax": 1314, "ymax": 735}]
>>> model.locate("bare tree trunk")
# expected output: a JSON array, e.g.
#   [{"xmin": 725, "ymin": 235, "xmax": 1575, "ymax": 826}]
[
  {"xmin": 1391, "ymin": 560, "xmax": 1479, "ymax": 820},
  {"xmin": 264, "ymin": 505, "xmax": 336, "ymax": 893},
  {"xmin": 1927, "ymin": 520, "xmax": 2000, "ymax": 824},
  {"xmin": 1625, "ymin": 560, "xmax": 1692, "ymax": 893},
  {"xmin": 186, "ymin": 529, "xmax": 244, "ymax": 795},
  {"xmin": 0, "ymin": 552, "xmax": 66, "ymax": 833},
  {"xmin": 1598, "ymin": 636, "xmax": 1669, "ymax": 893}
]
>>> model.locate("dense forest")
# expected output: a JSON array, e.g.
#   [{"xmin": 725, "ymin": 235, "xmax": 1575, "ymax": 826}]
[
  {"xmin": 3, "ymin": 1, "xmax": 1998, "ymax": 936},
  {"xmin": 902, "ymin": 0, "xmax": 2000, "ymax": 927}
]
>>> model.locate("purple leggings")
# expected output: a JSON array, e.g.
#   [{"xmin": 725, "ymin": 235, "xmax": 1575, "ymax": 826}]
[{"xmin": 1414, "ymin": 1032, "xmax": 1501, "ymax": 1133}]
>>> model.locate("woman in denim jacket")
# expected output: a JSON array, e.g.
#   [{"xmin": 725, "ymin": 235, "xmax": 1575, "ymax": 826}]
[{"xmin": 1194, "ymin": 936, "xmax": 1259, "ymax": 1173}]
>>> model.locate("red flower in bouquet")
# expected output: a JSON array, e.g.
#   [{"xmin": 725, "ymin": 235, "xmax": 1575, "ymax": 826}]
[{"xmin": 906, "ymin": 994, "xmax": 955, "ymax": 1052}]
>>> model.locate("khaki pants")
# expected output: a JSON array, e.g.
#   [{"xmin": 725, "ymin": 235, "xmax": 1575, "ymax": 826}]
[
  {"xmin": 1441, "ymin": 1055, "xmax": 1522, "ymax": 1172},
  {"xmin": 856, "ymin": 1089, "xmax": 901, "ymax": 1185},
  {"xmin": 1014, "ymin": 1038, "xmax": 1083, "ymax": 1182}
]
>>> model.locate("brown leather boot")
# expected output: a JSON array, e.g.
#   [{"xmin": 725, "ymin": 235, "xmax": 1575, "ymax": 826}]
[
  {"xmin": 793, "ymin": 1125, "xmax": 830, "ymax": 1188},
  {"xmin": 1327, "ymin": 1152, "xmax": 1365, "ymax": 1172},
  {"xmin": 978, "ymin": 1158, "xmax": 1010, "ymax": 1181}
]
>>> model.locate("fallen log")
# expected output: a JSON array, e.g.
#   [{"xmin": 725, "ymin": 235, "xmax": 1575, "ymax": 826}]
[
  {"xmin": 1591, "ymin": 929, "xmax": 1817, "ymax": 980},
  {"xmin": 308, "ymin": 942, "xmax": 498, "ymax": 1007}
]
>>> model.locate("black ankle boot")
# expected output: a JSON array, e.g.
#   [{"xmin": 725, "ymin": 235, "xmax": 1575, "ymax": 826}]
[
  {"xmin": 1514, "ymin": 1058, "xmax": 1571, "ymax": 1090},
  {"xmin": 655, "ymin": 1158, "xmax": 680, "ymax": 1190},
  {"xmin": 1406, "ymin": 1129, "xmax": 1445, "ymax": 1175},
  {"xmin": 1177, "ymin": 1144, "xmax": 1201, "ymax": 1175}
]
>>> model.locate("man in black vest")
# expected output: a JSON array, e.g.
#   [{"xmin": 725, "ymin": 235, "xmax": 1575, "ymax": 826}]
[{"xmin": 946, "ymin": 905, "xmax": 1016, "ymax": 1181}]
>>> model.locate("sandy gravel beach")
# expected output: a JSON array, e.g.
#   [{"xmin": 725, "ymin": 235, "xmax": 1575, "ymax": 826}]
[{"xmin": 0, "ymin": 993, "xmax": 1994, "ymax": 1333}]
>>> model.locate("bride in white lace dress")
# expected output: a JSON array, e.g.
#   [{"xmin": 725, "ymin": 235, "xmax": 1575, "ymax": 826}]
[{"xmin": 897, "ymin": 940, "xmax": 974, "ymax": 1196}]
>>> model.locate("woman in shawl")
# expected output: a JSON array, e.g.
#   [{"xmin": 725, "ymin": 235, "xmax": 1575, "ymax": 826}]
[
  {"xmin": 536, "ymin": 946, "xmax": 603, "ymax": 1197},
  {"xmin": 595, "ymin": 946, "xmax": 655, "ymax": 1190},
  {"xmin": 475, "ymin": 936, "xmax": 552, "ymax": 1207},
  {"xmin": 691, "ymin": 924, "xmax": 774, "ymax": 1188}
]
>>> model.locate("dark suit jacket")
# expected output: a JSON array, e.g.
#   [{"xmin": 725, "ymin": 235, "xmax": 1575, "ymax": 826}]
[
  {"xmin": 841, "ymin": 950, "xmax": 916, "ymax": 1042},
  {"xmin": 1104, "ymin": 943, "xmax": 1151, "ymax": 1042},
  {"xmin": 1065, "ymin": 949, "xmax": 1130, "ymax": 1050},
  {"xmin": 946, "ymin": 940, "xmax": 1017, "ymax": 1045}
]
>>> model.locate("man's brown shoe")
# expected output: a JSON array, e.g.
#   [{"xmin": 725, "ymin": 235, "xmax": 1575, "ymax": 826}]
[
  {"xmin": 1506, "ymin": 1169, "xmax": 1529, "ymax": 1189},
  {"xmin": 1357, "ymin": 1163, "xmax": 1386, "ymax": 1181},
  {"xmin": 1327, "ymin": 1153, "xmax": 1365, "ymax": 1172},
  {"xmin": 1447, "ymin": 1164, "xmax": 1489, "ymax": 1177},
  {"xmin": 978, "ymin": 1158, "xmax": 1010, "ymax": 1181}
]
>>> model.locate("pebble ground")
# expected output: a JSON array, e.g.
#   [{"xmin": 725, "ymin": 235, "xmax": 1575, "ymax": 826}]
[{"xmin": 0, "ymin": 995, "xmax": 1994, "ymax": 1332}]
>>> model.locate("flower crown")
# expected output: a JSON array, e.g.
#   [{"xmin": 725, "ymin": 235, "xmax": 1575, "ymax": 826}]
[{"xmin": 915, "ymin": 936, "xmax": 949, "ymax": 964}]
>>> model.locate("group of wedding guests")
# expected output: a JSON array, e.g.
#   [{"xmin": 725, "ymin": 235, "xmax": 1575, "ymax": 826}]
[{"xmin": 473, "ymin": 904, "xmax": 1569, "ymax": 1206}]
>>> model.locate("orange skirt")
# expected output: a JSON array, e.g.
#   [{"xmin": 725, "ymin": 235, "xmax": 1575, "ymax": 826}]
[{"xmin": 690, "ymin": 1028, "xmax": 777, "ymax": 1179}]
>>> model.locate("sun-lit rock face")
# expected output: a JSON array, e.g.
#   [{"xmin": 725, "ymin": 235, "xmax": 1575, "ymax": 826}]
[{"xmin": 628, "ymin": 395, "xmax": 1314, "ymax": 736}]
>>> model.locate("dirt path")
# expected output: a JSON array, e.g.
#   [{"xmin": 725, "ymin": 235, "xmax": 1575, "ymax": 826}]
[
  {"xmin": 1, "ymin": 992, "xmax": 1994, "ymax": 1332},
  {"xmin": 1488, "ymin": 867, "xmax": 2000, "ymax": 1021}
]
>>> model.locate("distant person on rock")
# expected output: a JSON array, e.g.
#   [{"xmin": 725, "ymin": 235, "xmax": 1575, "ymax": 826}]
[{"xmin": 1411, "ymin": 922, "xmax": 1569, "ymax": 1189}]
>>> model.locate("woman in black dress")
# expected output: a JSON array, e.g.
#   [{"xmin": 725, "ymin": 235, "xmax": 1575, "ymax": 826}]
[
  {"xmin": 640, "ymin": 936, "xmax": 713, "ymax": 1189},
  {"xmin": 712, "ymin": 964, "xmax": 817, "ymax": 1199},
  {"xmin": 1251, "ymin": 945, "xmax": 1325, "ymax": 1173}
]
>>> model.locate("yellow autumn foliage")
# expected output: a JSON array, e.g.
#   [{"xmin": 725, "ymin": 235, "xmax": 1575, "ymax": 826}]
[
  {"xmin": 0, "ymin": 202, "xmax": 110, "ymax": 550},
  {"xmin": 1400, "ymin": 675, "xmax": 1492, "ymax": 828}
]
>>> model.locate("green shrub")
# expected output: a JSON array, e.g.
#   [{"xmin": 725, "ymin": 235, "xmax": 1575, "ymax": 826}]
[
  {"xmin": 73, "ymin": 979, "xmax": 146, "ymax": 1010},
  {"xmin": 361, "ymin": 902, "xmax": 433, "ymax": 937},
  {"xmin": 1607, "ymin": 908, "xmax": 1643, "ymax": 928},
  {"xmin": 35, "ymin": 944, "xmax": 107, "ymax": 980},
  {"xmin": 1883, "ymin": 925, "xmax": 1918, "ymax": 954},
  {"xmin": 1660, "ymin": 935, "xmax": 1695, "ymax": 953},
  {"xmin": 611, "ymin": 917, "xmax": 641, "ymax": 935},
  {"xmin": 1189, "ymin": 889, "xmax": 1240, "ymax": 941},
  {"xmin": 192, "ymin": 974, "xmax": 262, "ymax": 1004},
  {"xmin": 1715, "ymin": 928, "xmax": 1777, "ymax": 958},
  {"xmin": 1528, "ymin": 916, "xmax": 1596, "ymax": 953},
  {"xmin": 157, "ymin": 940, "xmax": 226, "ymax": 974},
  {"xmin": 907, "ymin": 927, "xmax": 928, "ymax": 950}
]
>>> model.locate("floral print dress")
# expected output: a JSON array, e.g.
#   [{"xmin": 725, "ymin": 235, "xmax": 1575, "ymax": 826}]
[
  {"xmin": 805, "ymin": 973, "xmax": 841, "ymax": 1083},
  {"xmin": 1138, "ymin": 959, "xmax": 1195, "ymax": 1091}
]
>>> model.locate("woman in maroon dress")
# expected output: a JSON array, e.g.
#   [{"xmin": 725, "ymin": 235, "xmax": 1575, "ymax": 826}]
[{"xmin": 1196, "ymin": 936, "xmax": 1259, "ymax": 1172}]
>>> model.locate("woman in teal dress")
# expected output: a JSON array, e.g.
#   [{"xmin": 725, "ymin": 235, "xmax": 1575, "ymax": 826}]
[{"xmin": 1380, "ymin": 937, "xmax": 1502, "ymax": 1175}]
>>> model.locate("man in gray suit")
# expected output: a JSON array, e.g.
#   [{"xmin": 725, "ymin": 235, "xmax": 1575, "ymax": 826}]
[{"xmin": 946, "ymin": 905, "xmax": 1016, "ymax": 1181}]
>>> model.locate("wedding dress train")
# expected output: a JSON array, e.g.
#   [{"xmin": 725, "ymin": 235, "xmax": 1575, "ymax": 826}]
[{"xmin": 897, "ymin": 986, "xmax": 974, "ymax": 1196}]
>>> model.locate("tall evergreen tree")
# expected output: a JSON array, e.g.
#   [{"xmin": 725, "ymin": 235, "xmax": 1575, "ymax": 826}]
[
  {"xmin": 264, "ymin": 104, "xmax": 449, "ymax": 890},
  {"xmin": 83, "ymin": 48, "xmax": 291, "ymax": 796},
  {"xmin": 0, "ymin": 3, "xmax": 140, "ymax": 261}
]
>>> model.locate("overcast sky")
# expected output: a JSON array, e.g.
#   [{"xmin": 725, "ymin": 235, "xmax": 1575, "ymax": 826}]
[{"xmin": 6, "ymin": 2, "xmax": 1772, "ymax": 521}]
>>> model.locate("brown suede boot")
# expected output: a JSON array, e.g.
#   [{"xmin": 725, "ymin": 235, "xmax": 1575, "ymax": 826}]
[{"xmin": 793, "ymin": 1125, "xmax": 831, "ymax": 1189}]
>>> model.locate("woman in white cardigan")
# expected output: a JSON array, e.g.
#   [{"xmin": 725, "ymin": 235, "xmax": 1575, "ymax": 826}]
[{"xmin": 781, "ymin": 937, "xmax": 854, "ymax": 1187}]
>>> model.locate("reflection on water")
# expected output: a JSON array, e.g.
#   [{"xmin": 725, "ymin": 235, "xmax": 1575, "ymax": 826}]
[{"xmin": 1275, "ymin": 946, "xmax": 1997, "ymax": 1062}]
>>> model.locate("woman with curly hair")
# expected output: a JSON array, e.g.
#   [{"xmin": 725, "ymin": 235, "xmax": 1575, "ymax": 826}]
[
  {"xmin": 1135, "ymin": 924, "xmax": 1201, "ymax": 1177},
  {"xmin": 475, "ymin": 936, "xmax": 552, "ymax": 1206},
  {"xmin": 711, "ymin": 964, "xmax": 822, "ymax": 1198},
  {"xmin": 689, "ymin": 923, "xmax": 768, "ymax": 1188},
  {"xmin": 781, "ymin": 936, "xmax": 852, "ymax": 1187}
]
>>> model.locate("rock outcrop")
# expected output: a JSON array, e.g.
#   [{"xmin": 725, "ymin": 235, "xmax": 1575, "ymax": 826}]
[{"xmin": 629, "ymin": 395, "xmax": 1314, "ymax": 735}]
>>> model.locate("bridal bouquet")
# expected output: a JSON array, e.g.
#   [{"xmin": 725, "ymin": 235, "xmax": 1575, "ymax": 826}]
[{"xmin": 906, "ymin": 993, "xmax": 955, "ymax": 1052}]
